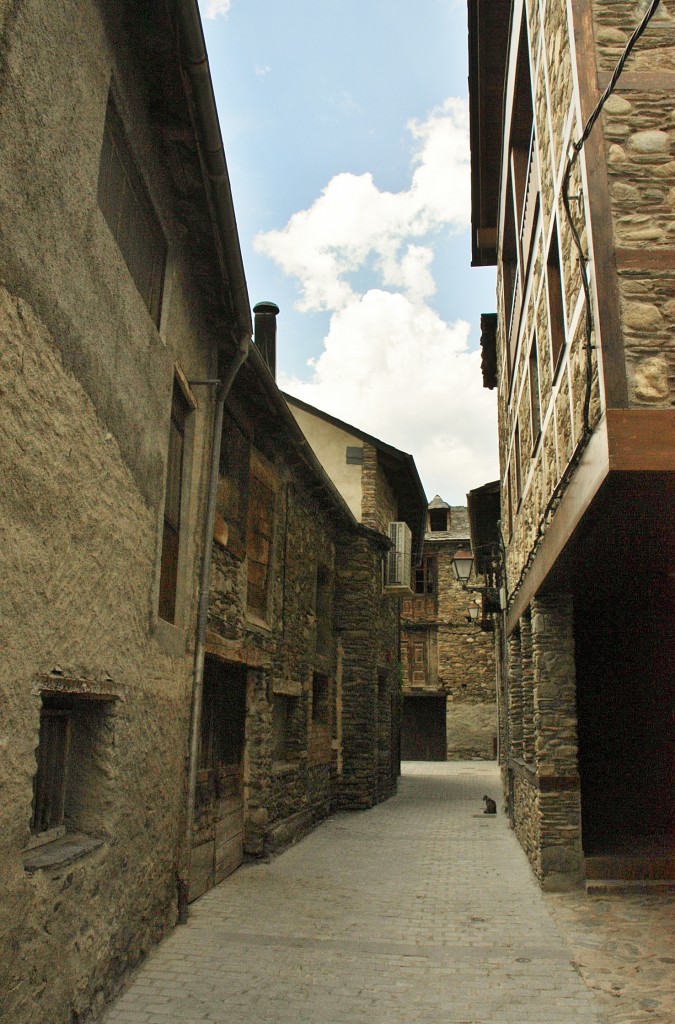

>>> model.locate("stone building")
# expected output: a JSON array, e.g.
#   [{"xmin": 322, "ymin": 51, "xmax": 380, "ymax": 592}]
[
  {"xmin": 0, "ymin": 3, "xmax": 424, "ymax": 1022},
  {"xmin": 192, "ymin": 310, "xmax": 427, "ymax": 900},
  {"xmin": 400, "ymin": 497, "xmax": 497, "ymax": 761},
  {"xmin": 0, "ymin": 2, "xmax": 255, "ymax": 1020},
  {"xmin": 284, "ymin": 395, "xmax": 428, "ymax": 807},
  {"xmin": 467, "ymin": 0, "xmax": 674, "ymax": 889}
]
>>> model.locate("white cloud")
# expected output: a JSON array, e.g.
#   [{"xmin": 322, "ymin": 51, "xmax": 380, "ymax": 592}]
[
  {"xmin": 255, "ymin": 65, "xmax": 271, "ymax": 78},
  {"xmin": 279, "ymin": 290, "xmax": 498, "ymax": 504},
  {"xmin": 200, "ymin": 0, "xmax": 232, "ymax": 20},
  {"xmin": 254, "ymin": 98, "xmax": 471, "ymax": 313},
  {"xmin": 259, "ymin": 96, "xmax": 498, "ymax": 503}
]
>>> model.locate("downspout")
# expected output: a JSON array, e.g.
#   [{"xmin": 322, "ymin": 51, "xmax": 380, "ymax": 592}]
[{"xmin": 178, "ymin": 333, "xmax": 250, "ymax": 922}]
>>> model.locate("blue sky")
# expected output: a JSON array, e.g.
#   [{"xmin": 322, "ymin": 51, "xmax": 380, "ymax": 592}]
[{"xmin": 199, "ymin": 0, "xmax": 498, "ymax": 504}]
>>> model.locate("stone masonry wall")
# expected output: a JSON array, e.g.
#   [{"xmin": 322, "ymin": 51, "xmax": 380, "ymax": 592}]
[
  {"xmin": 208, "ymin": 460, "xmax": 340, "ymax": 857},
  {"xmin": 335, "ymin": 533, "xmax": 400, "ymax": 808},
  {"xmin": 0, "ymin": 4, "xmax": 223, "ymax": 1019},
  {"xmin": 592, "ymin": 0, "xmax": 675, "ymax": 407},
  {"xmin": 361, "ymin": 442, "xmax": 398, "ymax": 534},
  {"xmin": 530, "ymin": 593, "xmax": 583, "ymax": 890}
]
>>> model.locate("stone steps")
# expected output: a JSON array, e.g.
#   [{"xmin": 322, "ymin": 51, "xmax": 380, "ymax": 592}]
[{"xmin": 584, "ymin": 852, "xmax": 675, "ymax": 893}]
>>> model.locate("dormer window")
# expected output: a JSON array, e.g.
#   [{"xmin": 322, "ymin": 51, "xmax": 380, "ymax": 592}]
[{"xmin": 429, "ymin": 509, "xmax": 448, "ymax": 532}]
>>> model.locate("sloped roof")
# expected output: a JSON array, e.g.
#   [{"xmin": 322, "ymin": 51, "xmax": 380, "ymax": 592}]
[{"xmin": 283, "ymin": 392, "xmax": 428, "ymax": 560}]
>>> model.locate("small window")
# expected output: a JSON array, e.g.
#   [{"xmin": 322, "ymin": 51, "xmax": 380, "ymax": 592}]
[
  {"xmin": 272, "ymin": 694, "xmax": 299, "ymax": 762},
  {"xmin": 415, "ymin": 555, "xmax": 436, "ymax": 595},
  {"xmin": 312, "ymin": 673, "xmax": 331, "ymax": 726},
  {"xmin": 159, "ymin": 379, "xmax": 190, "ymax": 623},
  {"xmin": 546, "ymin": 220, "xmax": 566, "ymax": 375},
  {"xmin": 32, "ymin": 695, "xmax": 72, "ymax": 834},
  {"xmin": 428, "ymin": 509, "xmax": 447, "ymax": 532},
  {"xmin": 346, "ymin": 446, "xmax": 363, "ymax": 465},
  {"xmin": 31, "ymin": 692, "xmax": 112, "ymax": 839},
  {"xmin": 529, "ymin": 334, "xmax": 542, "ymax": 448},
  {"xmin": 514, "ymin": 421, "xmax": 523, "ymax": 506},
  {"xmin": 97, "ymin": 92, "xmax": 167, "ymax": 325}
]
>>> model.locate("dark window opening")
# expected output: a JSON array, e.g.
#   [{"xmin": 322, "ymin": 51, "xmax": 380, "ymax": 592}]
[
  {"xmin": 503, "ymin": 14, "xmax": 536, "ymax": 383},
  {"xmin": 529, "ymin": 334, "xmax": 542, "ymax": 449},
  {"xmin": 159, "ymin": 379, "xmax": 190, "ymax": 623},
  {"xmin": 32, "ymin": 695, "xmax": 72, "ymax": 834},
  {"xmin": 346, "ymin": 446, "xmax": 363, "ymax": 465},
  {"xmin": 31, "ymin": 692, "xmax": 113, "ymax": 840},
  {"xmin": 428, "ymin": 509, "xmax": 447, "ymax": 532},
  {"xmin": 97, "ymin": 92, "xmax": 166, "ymax": 325},
  {"xmin": 414, "ymin": 555, "xmax": 436, "ymax": 595},
  {"xmin": 199, "ymin": 665, "xmax": 246, "ymax": 773},
  {"xmin": 547, "ymin": 220, "xmax": 566, "ymax": 375},
  {"xmin": 272, "ymin": 694, "xmax": 303, "ymax": 762},
  {"xmin": 312, "ymin": 673, "xmax": 331, "ymax": 726},
  {"xmin": 514, "ymin": 422, "xmax": 523, "ymax": 506}
]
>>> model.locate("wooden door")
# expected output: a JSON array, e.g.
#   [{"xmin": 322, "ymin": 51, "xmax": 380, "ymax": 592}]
[
  {"xmin": 401, "ymin": 695, "xmax": 447, "ymax": 761},
  {"xmin": 190, "ymin": 658, "xmax": 246, "ymax": 902}
]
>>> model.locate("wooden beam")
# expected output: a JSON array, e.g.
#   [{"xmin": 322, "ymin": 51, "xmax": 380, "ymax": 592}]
[
  {"xmin": 607, "ymin": 409, "xmax": 675, "ymax": 472},
  {"xmin": 616, "ymin": 248, "xmax": 675, "ymax": 272},
  {"xmin": 597, "ymin": 71, "xmax": 675, "ymax": 94}
]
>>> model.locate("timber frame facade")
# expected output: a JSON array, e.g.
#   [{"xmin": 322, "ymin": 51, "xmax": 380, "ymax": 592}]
[{"xmin": 468, "ymin": 0, "xmax": 674, "ymax": 889}]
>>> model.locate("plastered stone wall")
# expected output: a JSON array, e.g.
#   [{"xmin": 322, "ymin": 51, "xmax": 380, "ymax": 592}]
[
  {"xmin": 0, "ymin": 277, "xmax": 212, "ymax": 1021},
  {"xmin": 0, "ymin": 4, "xmax": 233, "ymax": 1021}
]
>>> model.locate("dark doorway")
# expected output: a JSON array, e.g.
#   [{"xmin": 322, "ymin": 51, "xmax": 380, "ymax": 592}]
[
  {"xmin": 190, "ymin": 658, "xmax": 247, "ymax": 902},
  {"xmin": 575, "ymin": 546, "xmax": 674, "ymax": 862},
  {"xmin": 401, "ymin": 695, "xmax": 447, "ymax": 761}
]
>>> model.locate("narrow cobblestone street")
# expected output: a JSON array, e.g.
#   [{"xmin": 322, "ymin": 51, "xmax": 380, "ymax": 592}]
[{"xmin": 104, "ymin": 763, "xmax": 673, "ymax": 1024}]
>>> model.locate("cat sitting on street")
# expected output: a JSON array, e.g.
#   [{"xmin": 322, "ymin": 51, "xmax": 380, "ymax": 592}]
[{"xmin": 483, "ymin": 795, "xmax": 497, "ymax": 814}]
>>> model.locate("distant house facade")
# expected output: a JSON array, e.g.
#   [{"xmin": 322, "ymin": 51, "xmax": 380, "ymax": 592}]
[
  {"xmin": 285, "ymin": 395, "xmax": 428, "ymax": 808},
  {"xmin": 401, "ymin": 497, "xmax": 497, "ymax": 761},
  {"xmin": 468, "ymin": 0, "xmax": 674, "ymax": 889}
]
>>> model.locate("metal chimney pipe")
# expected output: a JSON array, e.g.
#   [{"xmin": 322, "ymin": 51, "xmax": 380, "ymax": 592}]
[{"xmin": 253, "ymin": 301, "xmax": 280, "ymax": 378}]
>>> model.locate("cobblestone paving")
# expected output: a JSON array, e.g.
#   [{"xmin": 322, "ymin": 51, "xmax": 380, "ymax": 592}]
[
  {"xmin": 102, "ymin": 762, "xmax": 667, "ymax": 1024},
  {"xmin": 547, "ymin": 889, "xmax": 675, "ymax": 1024}
]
